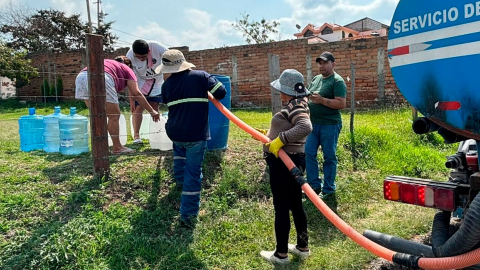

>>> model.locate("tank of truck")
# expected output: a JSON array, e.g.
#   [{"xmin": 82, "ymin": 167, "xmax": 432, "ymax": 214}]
[{"xmin": 388, "ymin": 0, "xmax": 480, "ymax": 140}]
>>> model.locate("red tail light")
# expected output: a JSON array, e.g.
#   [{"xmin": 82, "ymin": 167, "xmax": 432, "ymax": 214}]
[
  {"xmin": 383, "ymin": 176, "xmax": 458, "ymax": 211},
  {"xmin": 400, "ymin": 184, "xmax": 416, "ymax": 204},
  {"xmin": 434, "ymin": 189, "xmax": 455, "ymax": 211},
  {"xmin": 417, "ymin": 186, "xmax": 426, "ymax": 206}
]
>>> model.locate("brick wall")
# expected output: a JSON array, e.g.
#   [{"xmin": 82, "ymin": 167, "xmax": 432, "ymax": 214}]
[{"xmin": 19, "ymin": 36, "xmax": 406, "ymax": 108}]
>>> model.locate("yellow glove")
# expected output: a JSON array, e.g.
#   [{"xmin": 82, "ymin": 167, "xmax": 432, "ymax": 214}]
[
  {"xmin": 265, "ymin": 136, "xmax": 284, "ymax": 158},
  {"xmin": 252, "ymin": 128, "xmax": 268, "ymax": 141}
]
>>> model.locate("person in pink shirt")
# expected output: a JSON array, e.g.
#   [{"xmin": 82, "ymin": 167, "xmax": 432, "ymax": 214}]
[{"xmin": 75, "ymin": 58, "xmax": 160, "ymax": 154}]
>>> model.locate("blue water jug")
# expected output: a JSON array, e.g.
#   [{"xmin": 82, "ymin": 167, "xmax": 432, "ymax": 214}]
[
  {"xmin": 208, "ymin": 75, "xmax": 231, "ymax": 150},
  {"xmin": 43, "ymin": 106, "xmax": 66, "ymax": 153},
  {"xmin": 18, "ymin": 108, "xmax": 44, "ymax": 152},
  {"xmin": 59, "ymin": 107, "xmax": 89, "ymax": 155}
]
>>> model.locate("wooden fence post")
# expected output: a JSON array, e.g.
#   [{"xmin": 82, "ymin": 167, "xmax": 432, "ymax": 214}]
[
  {"xmin": 377, "ymin": 48, "xmax": 386, "ymax": 106},
  {"xmin": 350, "ymin": 62, "xmax": 357, "ymax": 170},
  {"xmin": 86, "ymin": 34, "xmax": 110, "ymax": 179},
  {"xmin": 268, "ymin": 53, "xmax": 281, "ymax": 115},
  {"xmin": 306, "ymin": 54, "xmax": 313, "ymax": 86},
  {"xmin": 231, "ymin": 55, "xmax": 239, "ymax": 104}
]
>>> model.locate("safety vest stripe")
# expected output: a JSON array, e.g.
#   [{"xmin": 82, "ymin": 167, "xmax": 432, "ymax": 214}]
[
  {"xmin": 173, "ymin": 156, "xmax": 186, "ymax": 160},
  {"xmin": 182, "ymin": 191, "xmax": 201, "ymax": 195},
  {"xmin": 210, "ymin": 82, "xmax": 223, "ymax": 94},
  {"xmin": 167, "ymin": 98, "xmax": 208, "ymax": 107}
]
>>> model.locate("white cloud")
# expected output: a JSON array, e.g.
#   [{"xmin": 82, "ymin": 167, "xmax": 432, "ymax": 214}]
[
  {"xmin": 174, "ymin": 9, "xmax": 243, "ymax": 50},
  {"xmin": 0, "ymin": 0, "xmax": 11, "ymax": 8},
  {"xmin": 185, "ymin": 9, "xmax": 211, "ymax": 30},
  {"xmin": 50, "ymin": 0, "xmax": 82, "ymax": 16},
  {"xmin": 134, "ymin": 22, "xmax": 181, "ymax": 48}
]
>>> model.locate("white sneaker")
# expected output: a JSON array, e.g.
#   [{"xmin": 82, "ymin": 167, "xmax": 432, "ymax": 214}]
[
  {"xmin": 288, "ymin": 243, "xmax": 311, "ymax": 259},
  {"xmin": 260, "ymin": 250, "xmax": 289, "ymax": 265}
]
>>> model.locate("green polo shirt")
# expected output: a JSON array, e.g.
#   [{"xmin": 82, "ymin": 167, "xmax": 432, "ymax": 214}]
[{"xmin": 308, "ymin": 72, "xmax": 347, "ymax": 125}]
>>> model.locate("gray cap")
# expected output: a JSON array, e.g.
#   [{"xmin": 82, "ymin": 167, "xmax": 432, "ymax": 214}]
[{"xmin": 270, "ymin": 69, "xmax": 310, "ymax": 97}]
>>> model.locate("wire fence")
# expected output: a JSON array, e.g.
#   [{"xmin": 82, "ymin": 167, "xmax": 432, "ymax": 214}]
[
  {"xmin": 1, "ymin": 58, "xmax": 409, "ymax": 161},
  {"xmin": 1, "ymin": 64, "xmax": 406, "ymax": 111}
]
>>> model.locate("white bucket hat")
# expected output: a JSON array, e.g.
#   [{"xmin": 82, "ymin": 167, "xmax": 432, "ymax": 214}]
[
  {"xmin": 270, "ymin": 69, "xmax": 310, "ymax": 97},
  {"xmin": 156, "ymin": 49, "xmax": 196, "ymax": 74}
]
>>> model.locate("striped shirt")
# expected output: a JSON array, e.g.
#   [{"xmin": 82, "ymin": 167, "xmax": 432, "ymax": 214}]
[{"xmin": 263, "ymin": 97, "xmax": 312, "ymax": 154}]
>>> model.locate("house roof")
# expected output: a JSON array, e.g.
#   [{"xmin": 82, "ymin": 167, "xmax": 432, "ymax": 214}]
[
  {"xmin": 343, "ymin": 17, "xmax": 389, "ymax": 31},
  {"xmin": 294, "ymin": 22, "xmax": 359, "ymax": 38}
]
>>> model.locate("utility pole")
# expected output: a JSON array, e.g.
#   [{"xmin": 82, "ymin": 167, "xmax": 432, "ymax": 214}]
[
  {"xmin": 86, "ymin": 0, "xmax": 92, "ymax": 33},
  {"xmin": 94, "ymin": 0, "xmax": 102, "ymax": 29}
]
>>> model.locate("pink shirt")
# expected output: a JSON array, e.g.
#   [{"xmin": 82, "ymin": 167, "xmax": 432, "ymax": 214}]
[{"xmin": 81, "ymin": 59, "xmax": 137, "ymax": 92}]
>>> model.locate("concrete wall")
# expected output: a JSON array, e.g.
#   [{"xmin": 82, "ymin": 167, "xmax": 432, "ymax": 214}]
[
  {"xmin": 318, "ymin": 32, "xmax": 343, "ymax": 42},
  {"xmin": 18, "ymin": 36, "xmax": 406, "ymax": 108}
]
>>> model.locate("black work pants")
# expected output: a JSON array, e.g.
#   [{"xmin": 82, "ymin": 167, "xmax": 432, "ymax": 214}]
[{"xmin": 265, "ymin": 153, "xmax": 309, "ymax": 254}]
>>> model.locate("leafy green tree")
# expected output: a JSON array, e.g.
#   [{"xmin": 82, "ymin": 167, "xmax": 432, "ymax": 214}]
[
  {"xmin": 0, "ymin": 4, "xmax": 117, "ymax": 52},
  {"xmin": 40, "ymin": 79, "xmax": 50, "ymax": 97},
  {"xmin": 55, "ymin": 77, "xmax": 63, "ymax": 97},
  {"xmin": 232, "ymin": 12, "xmax": 280, "ymax": 44},
  {"xmin": 0, "ymin": 42, "xmax": 38, "ymax": 86}
]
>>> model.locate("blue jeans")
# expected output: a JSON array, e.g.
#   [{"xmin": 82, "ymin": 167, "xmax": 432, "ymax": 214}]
[
  {"xmin": 305, "ymin": 123, "xmax": 342, "ymax": 194},
  {"xmin": 172, "ymin": 140, "xmax": 207, "ymax": 221}
]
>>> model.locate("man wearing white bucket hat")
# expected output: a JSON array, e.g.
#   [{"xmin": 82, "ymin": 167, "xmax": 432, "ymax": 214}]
[
  {"xmin": 256, "ymin": 69, "xmax": 313, "ymax": 265},
  {"xmin": 159, "ymin": 49, "xmax": 226, "ymax": 227}
]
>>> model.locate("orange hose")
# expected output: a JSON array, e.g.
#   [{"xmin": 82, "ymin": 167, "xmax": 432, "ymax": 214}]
[
  {"xmin": 207, "ymin": 92, "xmax": 480, "ymax": 269},
  {"xmin": 418, "ymin": 248, "xmax": 480, "ymax": 269}
]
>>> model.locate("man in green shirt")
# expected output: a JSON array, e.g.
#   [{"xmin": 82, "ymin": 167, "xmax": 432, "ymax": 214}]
[{"xmin": 305, "ymin": 51, "xmax": 347, "ymax": 197}]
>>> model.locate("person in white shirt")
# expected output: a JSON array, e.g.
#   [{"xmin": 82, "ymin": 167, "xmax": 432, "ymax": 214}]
[{"xmin": 126, "ymin": 39, "xmax": 168, "ymax": 144}]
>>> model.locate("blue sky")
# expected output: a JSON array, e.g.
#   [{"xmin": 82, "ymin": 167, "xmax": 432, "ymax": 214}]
[{"xmin": 0, "ymin": 0, "xmax": 400, "ymax": 51}]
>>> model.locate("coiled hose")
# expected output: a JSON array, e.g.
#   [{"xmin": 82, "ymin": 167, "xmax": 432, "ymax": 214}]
[
  {"xmin": 207, "ymin": 93, "xmax": 480, "ymax": 269},
  {"xmin": 431, "ymin": 192, "xmax": 480, "ymax": 257}
]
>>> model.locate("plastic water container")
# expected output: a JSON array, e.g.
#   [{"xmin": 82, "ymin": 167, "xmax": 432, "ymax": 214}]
[
  {"xmin": 149, "ymin": 116, "xmax": 172, "ymax": 150},
  {"xmin": 43, "ymin": 106, "xmax": 66, "ymax": 152},
  {"xmin": 59, "ymin": 107, "xmax": 89, "ymax": 155},
  {"xmin": 129, "ymin": 114, "xmax": 150, "ymax": 140},
  {"xmin": 108, "ymin": 114, "xmax": 127, "ymax": 146},
  {"xmin": 208, "ymin": 75, "xmax": 231, "ymax": 150},
  {"xmin": 162, "ymin": 111, "xmax": 169, "ymax": 121},
  {"xmin": 18, "ymin": 108, "xmax": 44, "ymax": 152}
]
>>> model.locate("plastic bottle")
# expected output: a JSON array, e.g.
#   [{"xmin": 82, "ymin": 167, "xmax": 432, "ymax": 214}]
[
  {"xmin": 18, "ymin": 107, "xmax": 44, "ymax": 152},
  {"xmin": 43, "ymin": 106, "xmax": 66, "ymax": 152},
  {"xmin": 149, "ymin": 116, "xmax": 172, "ymax": 150},
  {"xmin": 108, "ymin": 113, "xmax": 127, "ymax": 146},
  {"xmin": 59, "ymin": 107, "xmax": 89, "ymax": 155},
  {"xmin": 161, "ymin": 111, "xmax": 169, "ymax": 121},
  {"xmin": 129, "ymin": 113, "xmax": 150, "ymax": 140}
]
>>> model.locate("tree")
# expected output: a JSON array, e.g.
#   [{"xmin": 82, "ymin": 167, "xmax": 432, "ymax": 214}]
[
  {"xmin": 0, "ymin": 4, "xmax": 118, "ymax": 52},
  {"xmin": 0, "ymin": 42, "xmax": 38, "ymax": 86},
  {"xmin": 232, "ymin": 12, "xmax": 280, "ymax": 44}
]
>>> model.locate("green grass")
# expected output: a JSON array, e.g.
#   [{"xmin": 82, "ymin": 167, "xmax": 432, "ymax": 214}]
[{"xmin": 0, "ymin": 100, "xmax": 457, "ymax": 270}]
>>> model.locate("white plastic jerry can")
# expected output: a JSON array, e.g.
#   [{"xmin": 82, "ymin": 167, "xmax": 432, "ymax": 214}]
[
  {"xmin": 130, "ymin": 113, "xmax": 150, "ymax": 140},
  {"xmin": 149, "ymin": 116, "xmax": 173, "ymax": 150}
]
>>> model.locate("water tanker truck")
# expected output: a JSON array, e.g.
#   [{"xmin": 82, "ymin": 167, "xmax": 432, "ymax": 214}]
[{"xmin": 363, "ymin": 1, "xmax": 480, "ymax": 269}]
